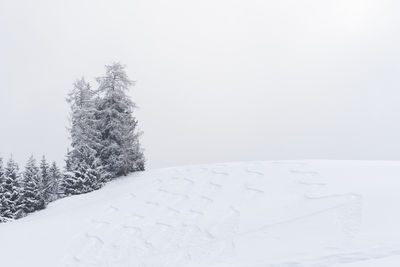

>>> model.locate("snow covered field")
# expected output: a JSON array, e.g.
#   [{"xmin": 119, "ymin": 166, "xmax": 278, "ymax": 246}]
[{"xmin": 0, "ymin": 160, "xmax": 399, "ymax": 267}]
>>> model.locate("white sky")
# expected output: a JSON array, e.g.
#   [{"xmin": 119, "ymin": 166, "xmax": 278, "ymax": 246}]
[{"xmin": 1, "ymin": 0, "xmax": 400, "ymax": 169}]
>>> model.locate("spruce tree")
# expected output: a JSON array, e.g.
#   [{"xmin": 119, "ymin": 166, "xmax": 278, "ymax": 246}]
[
  {"xmin": 39, "ymin": 156, "xmax": 53, "ymax": 203},
  {"xmin": 21, "ymin": 156, "xmax": 45, "ymax": 214},
  {"xmin": 0, "ymin": 157, "xmax": 4, "ymax": 179},
  {"xmin": 63, "ymin": 158, "xmax": 100, "ymax": 196},
  {"xmin": 63, "ymin": 78, "xmax": 104, "ymax": 195},
  {"xmin": 0, "ymin": 158, "xmax": 6, "ymax": 222},
  {"xmin": 96, "ymin": 63, "xmax": 145, "ymax": 178},
  {"xmin": 48, "ymin": 162, "xmax": 62, "ymax": 201},
  {"xmin": 0, "ymin": 158, "xmax": 24, "ymax": 220},
  {"xmin": 0, "ymin": 158, "xmax": 4, "ymax": 188}
]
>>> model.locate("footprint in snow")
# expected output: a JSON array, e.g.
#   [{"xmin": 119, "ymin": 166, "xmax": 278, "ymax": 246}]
[
  {"xmin": 170, "ymin": 192, "xmax": 190, "ymax": 200},
  {"xmin": 244, "ymin": 185, "xmax": 264, "ymax": 194},
  {"xmin": 153, "ymin": 178, "xmax": 163, "ymax": 183},
  {"xmin": 230, "ymin": 205, "xmax": 241, "ymax": 215},
  {"xmin": 121, "ymin": 225, "xmax": 142, "ymax": 235},
  {"xmin": 144, "ymin": 241, "xmax": 154, "ymax": 249},
  {"xmin": 85, "ymin": 233, "xmax": 105, "ymax": 245},
  {"xmin": 182, "ymin": 223, "xmax": 202, "ymax": 232},
  {"xmin": 167, "ymin": 207, "xmax": 181, "ymax": 214},
  {"xmin": 91, "ymin": 219, "xmax": 111, "ymax": 226},
  {"xmin": 156, "ymin": 222, "xmax": 173, "ymax": 228},
  {"xmin": 212, "ymin": 170, "xmax": 230, "ymax": 176},
  {"xmin": 109, "ymin": 205, "xmax": 120, "ymax": 212},
  {"xmin": 206, "ymin": 230, "xmax": 216, "ymax": 239},
  {"xmin": 183, "ymin": 177, "xmax": 195, "ymax": 184},
  {"xmin": 290, "ymin": 169, "xmax": 319, "ymax": 175},
  {"xmin": 209, "ymin": 181, "xmax": 222, "ymax": 189},
  {"xmin": 123, "ymin": 192, "xmax": 137, "ymax": 202},
  {"xmin": 200, "ymin": 195, "xmax": 214, "ymax": 203},
  {"xmin": 146, "ymin": 201, "xmax": 160, "ymax": 207},
  {"xmin": 297, "ymin": 180, "xmax": 326, "ymax": 186},
  {"xmin": 245, "ymin": 168, "xmax": 264, "ymax": 176},
  {"xmin": 189, "ymin": 209, "xmax": 204, "ymax": 216},
  {"xmin": 158, "ymin": 188, "xmax": 170, "ymax": 194},
  {"xmin": 130, "ymin": 212, "xmax": 144, "ymax": 219}
]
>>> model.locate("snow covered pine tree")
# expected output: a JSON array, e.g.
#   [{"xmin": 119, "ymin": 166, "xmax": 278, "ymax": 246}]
[
  {"xmin": 0, "ymin": 158, "xmax": 6, "ymax": 222},
  {"xmin": 63, "ymin": 78, "xmax": 104, "ymax": 195},
  {"xmin": 48, "ymin": 162, "xmax": 62, "ymax": 201},
  {"xmin": 0, "ymin": 158, "xmax": 3, "ymax": 178},
  {"xmin": 96, "ymin": 63, "xmax": 145, "ymax": 178},
  {"xmin": 22, "ymin": 156, "xmax": 45, "ymax": 214},
  {"xmin": 62, "ymin": 63, "xmax": 145, "ymax": 195},
  {"xmin": 40, "ymin": 156, "xmax": 59, "ymax": 204},
  {"xmin": 0, "ymin": 158, "xmax": 24, "ymax": 220}
]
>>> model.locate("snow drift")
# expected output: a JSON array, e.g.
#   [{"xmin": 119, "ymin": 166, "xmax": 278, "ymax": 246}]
[{"xmin": 0, "ymin": 160, "xmax": 399, "ymax": 267}]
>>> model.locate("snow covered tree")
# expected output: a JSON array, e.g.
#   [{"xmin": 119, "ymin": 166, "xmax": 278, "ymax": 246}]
[
  {"xmin": 0, "ymin": 158, "xmax": 6, "ymax": 222},
  {"xmin": 62, "ymin": 158, "xmax": 101, "ymax": 196},
  {"xmin": 48, "ymin": 162, "xmax": 62, "ymax": 201},
  {"xmin": 0, "ymin": 158, "xmax": 3, "ymax": 192},
  {"xmin": 40, "ymin": 156, "xmax": 54, "ymax": 203},
  {"xmin": 63, "ymin": 77, "xmax": 104, "ymax": 195},
  {"xmin": 0, "ymin": 158, "xmax": 24, "ymax": 220},
  {"xmin": 0, "ymin": 158, "xmax": 4, "ymax": 180},
  {"xmin": 95, "ymin": 63, "xmax": 145, "ymax": 178},
  {"xmin": 21, "ymin": 156, "xmax": 45, "ymax": 214},
  {"xmin": 62, "ymin": 64, "xmax": 145, "ymax": 194}
]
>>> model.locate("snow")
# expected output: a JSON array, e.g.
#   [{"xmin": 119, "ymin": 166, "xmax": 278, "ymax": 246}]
[{"xmin": 0, "ymin": 160, "xmax": 399, "ymax": 267}]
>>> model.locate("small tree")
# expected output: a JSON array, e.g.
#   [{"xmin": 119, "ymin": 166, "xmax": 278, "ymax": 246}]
[
  {"xmin": 0, "ymin": 157, "xmax": 4, "ymax": 179},
  {"xmin": 0, "ymin": 158, "xmax": 4, "ymax": 189},
  {"xmin": 0, "ymin": 158, "xmax": 24, "ymax": 220},
  {"xmin": 40, "ymin": 156, "xmax": 54, "ymax": 203},
  {"xmin": 48, "ymin": 162, "xmax": 62, "ymax": 201},
  {"xmin": 0, "ymin": 158, "xmax": 7, "ymax": 222},
  {"xmin": 62, "ymin": 160, "xmax": 101, "ymax": 196},
  {"xmin": 22, "ymin": 156, "xmax": 45, "ymax": 214}
]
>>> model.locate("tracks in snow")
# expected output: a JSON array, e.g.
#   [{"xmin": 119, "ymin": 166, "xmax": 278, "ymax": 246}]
[
  {"xmin": 62, "ymin": 161, "xmax": 371, "ymax": 267},
  {"xmin": 288, "ymin": 163, "xmax": 364, "ymax": 242},
  {"xmin": 256, "ymin": 247, "xmax": 400, "ymax": 267},
  {"xmin": 62, "ymin": 164, "xmax": 242, "ymax": 266}
]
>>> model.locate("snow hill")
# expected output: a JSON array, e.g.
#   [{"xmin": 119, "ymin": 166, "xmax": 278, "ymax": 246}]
[{"xmin": 0, "ymin": 160, "xmax": 400, "ymax": 267}]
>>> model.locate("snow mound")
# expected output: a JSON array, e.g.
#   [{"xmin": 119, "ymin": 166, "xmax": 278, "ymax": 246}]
[{"xmin": 1, "ymin": 161, "xmax": 400, "ymax": 267}]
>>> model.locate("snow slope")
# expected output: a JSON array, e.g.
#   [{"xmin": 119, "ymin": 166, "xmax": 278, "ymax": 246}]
[{"xmin": 0, "ymin": 160, "xmax": 399, "ymax": 267}]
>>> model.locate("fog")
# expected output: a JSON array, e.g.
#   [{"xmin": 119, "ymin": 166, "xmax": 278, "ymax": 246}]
[{"xmin": 1, "ymin": 0, "xmax": 400, "ymax": 169}]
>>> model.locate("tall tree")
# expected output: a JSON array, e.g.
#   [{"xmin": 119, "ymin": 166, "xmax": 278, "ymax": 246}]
[
  {"xmin": 0, "ymin": 158, "xmax": 24, "ymax": 220},
  {"xmin": 96, "ymin": 63, "xmax": 145, "ymax": 178},
  {"xmin": 22, "ymin": 156, "xmax": 45, "ymax": 214},
  {"xmin": 63, "ymin": 78, "xmax": 104, "ymax": 195}
]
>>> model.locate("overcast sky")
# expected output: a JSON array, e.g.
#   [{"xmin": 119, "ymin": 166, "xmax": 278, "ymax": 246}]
[{"xmin": 1, "ymin": 0, "xmax": 400, "ymax": 169}]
